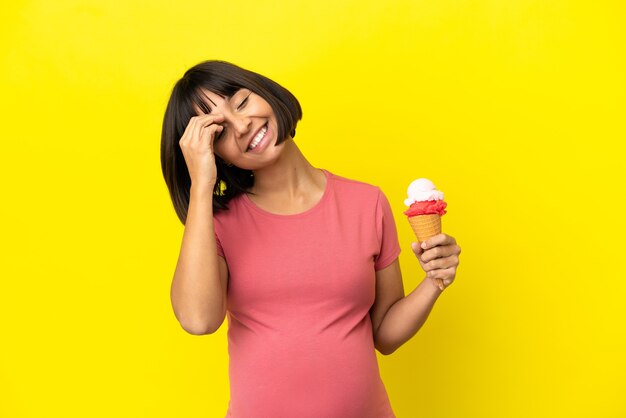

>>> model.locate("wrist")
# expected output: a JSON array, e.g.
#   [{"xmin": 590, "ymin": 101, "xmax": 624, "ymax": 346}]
[
  {"xmin": 190, "ymin": 182, "xmax": 216, "ymax": 198},
  {"xmin": 423, "ymin": 276, "xmax": 445, "ymax": 296}
]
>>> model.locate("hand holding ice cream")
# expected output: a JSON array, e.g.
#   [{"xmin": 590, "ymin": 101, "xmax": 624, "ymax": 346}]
[{"xmin": 404, "ymin": 178, "xmax": 459, "ymax": 291}]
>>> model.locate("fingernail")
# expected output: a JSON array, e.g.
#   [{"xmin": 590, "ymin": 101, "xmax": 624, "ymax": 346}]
[{"xmin": 421, "ymin": 242, "xmax": 427, "ymax": 249}]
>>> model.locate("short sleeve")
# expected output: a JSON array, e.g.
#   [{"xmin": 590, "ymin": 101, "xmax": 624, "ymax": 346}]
[{"xmin": 374, "ymin": 187, "xmax": 402, "ymax": 270}]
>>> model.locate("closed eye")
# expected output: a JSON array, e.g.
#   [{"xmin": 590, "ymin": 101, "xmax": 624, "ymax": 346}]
[
  {"xmin": 215, "ymin": 92, "xmax": 251, "ymax": 141},
  {"xmin": 237, "ymin": 94, "xmax": 251, "ymax": 110}
]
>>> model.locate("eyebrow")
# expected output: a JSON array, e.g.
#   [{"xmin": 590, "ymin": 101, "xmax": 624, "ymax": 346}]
[
  {"xmin": 205, "ymin": 91, "xmax": 239, "ymax": 108},
  {"xmin": 197, "ymin": 89, "xmax": 243, "ymax": 115}
]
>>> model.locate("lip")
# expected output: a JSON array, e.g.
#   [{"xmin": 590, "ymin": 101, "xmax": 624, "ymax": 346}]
[{"xmin": 246, "ymin": 123, "xmax": 271, "ymax": 153}]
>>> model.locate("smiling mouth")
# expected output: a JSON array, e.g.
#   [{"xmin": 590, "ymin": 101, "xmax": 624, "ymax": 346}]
[{"xmin": 246, "ymin": 123, "xmax": 269, "ymax": 152}]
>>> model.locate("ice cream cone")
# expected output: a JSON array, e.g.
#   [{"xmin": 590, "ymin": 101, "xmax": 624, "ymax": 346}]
[
  {"xmin": 407, "ymin": 214, "xmax": 441, "ymax": 242},
  {"xmin": 403, "ymin": 178, "xmax": 448, "ymax": 291},
  {"xmin": 408, "ymin": 214, "xmax": 445, "ymax": 290}
]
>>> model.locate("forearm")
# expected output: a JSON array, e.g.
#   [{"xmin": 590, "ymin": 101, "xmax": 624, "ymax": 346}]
[
  {"xmin": 170, "ymin": 184, "xmax": 225, "ymax": 334},
  {"xmin": 374, "ymin": 278, "xmax": 443, "ymax": 355}
]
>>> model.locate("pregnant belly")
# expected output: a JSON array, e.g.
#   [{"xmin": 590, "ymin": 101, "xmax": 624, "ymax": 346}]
[{"xmin": 227, "ymin": 327, "xmax": 392, "ymax": 417}]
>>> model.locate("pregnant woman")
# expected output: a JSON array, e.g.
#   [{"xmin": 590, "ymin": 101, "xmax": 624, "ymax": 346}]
[{"xmin": 160, "ymin": 60, "xmax": 461, "ymax": 417}]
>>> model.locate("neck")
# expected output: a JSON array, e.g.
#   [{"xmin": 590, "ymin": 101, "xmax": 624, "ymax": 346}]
[{"xmin": 248, "ymin": 138, "xmax": 320, "ymax": 198}]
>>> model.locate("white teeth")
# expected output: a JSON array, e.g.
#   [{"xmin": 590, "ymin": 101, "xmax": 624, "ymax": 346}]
[{"xmin": 249, "ymin": 125, "xmax": 268, "ymax": 150}]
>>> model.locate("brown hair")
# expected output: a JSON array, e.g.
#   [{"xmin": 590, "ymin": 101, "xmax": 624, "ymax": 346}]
[{"xmin": 160, "ymin": 60, "xmax": 302, "ymax": 224}]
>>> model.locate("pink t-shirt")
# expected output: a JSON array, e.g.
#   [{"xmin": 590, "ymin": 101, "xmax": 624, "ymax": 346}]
[{"xmin": 213, "ymin": 169, "xmax": 401, "ymax": 418}]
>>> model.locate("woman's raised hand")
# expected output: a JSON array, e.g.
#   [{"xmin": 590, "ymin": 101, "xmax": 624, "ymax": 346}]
[{"xmin": 178, "ymin": 114, "xmax": 225, "ymax": 188}]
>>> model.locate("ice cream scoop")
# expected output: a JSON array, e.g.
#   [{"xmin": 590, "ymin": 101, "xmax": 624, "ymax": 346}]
[
  {"xmin": 403, "ymin": 178, "xmax": 444, "ymax": 207},
  {"xmin": 404, "ymin": 178, "xmax": 447, "ymax": 290}
]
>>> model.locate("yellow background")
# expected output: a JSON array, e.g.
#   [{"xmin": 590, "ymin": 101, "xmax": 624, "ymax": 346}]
[{"xmin": 1, "ymin": 0, "xmax": 624, "ymax": 417}]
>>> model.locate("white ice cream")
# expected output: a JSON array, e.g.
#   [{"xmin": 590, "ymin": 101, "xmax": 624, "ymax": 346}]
[{"xmin": 404, "ymin": 178, "xmax": 444, "ymax": 206}]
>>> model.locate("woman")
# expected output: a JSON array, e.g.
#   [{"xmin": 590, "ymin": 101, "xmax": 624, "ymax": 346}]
[{"xmin": 161, "ymin": 60, "xmax": 461, "ymax": 418}]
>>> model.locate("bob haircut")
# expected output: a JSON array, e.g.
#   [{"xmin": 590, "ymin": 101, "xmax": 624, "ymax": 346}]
[{"xmin": 161, "ymin": 60, "xmax": 302, "ymax": 224}]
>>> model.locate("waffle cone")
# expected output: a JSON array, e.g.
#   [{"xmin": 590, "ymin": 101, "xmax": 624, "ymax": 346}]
[
  {"xmin": 407, "ymin": 214, "xmax": 445, "ymax": 291},
  {"xmin": 407, "ymin": 214, "xmax": 441, "ymax": 242}
]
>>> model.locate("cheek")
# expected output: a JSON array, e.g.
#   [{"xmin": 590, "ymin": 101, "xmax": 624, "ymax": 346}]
[
  {"xmin": 212, "ymin": 141, "xmax": 227, "ymax": 159},
  {"xmin": 214, "ymin": 139, "xmax": 241, "ymax": 160},
  {"xmin": 254, "ymin": 98, "xmax": 273, "ymax": 114}
]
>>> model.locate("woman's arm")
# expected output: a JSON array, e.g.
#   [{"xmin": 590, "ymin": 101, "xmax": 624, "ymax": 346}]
[
  {"xmin": 371, "ymin": 234, "xmax": 460, "ymax": 354},
  {"xmin": 370, "ymin": 259, "xmax": 442, "ymax": 355},
  {"xmin": 170, "ymin": 184, "xmax": 229, "ymax": 335}
]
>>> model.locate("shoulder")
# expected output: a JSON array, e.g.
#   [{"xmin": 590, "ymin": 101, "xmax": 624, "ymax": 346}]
[
  {"xmin": 212, "ymin": 193, "xmax": 246, "ymax": 224},
  {"xmin": 326, "ymin": 171, "xmax": 396, "ymax": 224},
  {"xmin": 326, "ymin": 169, "xmax": 384, "ymax": 201}
]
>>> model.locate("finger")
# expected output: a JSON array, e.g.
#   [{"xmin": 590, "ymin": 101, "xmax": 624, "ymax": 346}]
[
  {"xmin": 192, "ymin": 113, "xmax": 225, "ymax": 124},
  {"xmin": 190, "ymin": 114, "xmax": 225, "ymax": 143},
  {"xmin": 187, "ymin": 116, "xmax": 205, "ymax": 144},
  {"xmin": 411, "ymin": 242, "xmax": 428, "ymax": 266},
  {"xmin": 200, "ymin": 124, "xmax": 223, "ymax": 149},
  {"xmin": 428, "ymin": 266, "xmax": 456, "ymax": 280},
  {"xmin": 411, "ymin": 242, "xmax": 423, "ymax": 256},
  {"xmin": 199, "ymin": 113, "xmax": 225, "ymax": 126},
  {"xmin": 421, "ymin": 233, "xmax": 455, "ymax": 250},
  {"xmin": 423, "ymin": 255, "xmax": 459, "ymax": 271},
  {"xmin": 421, "ymin": 244, "xmax": 459, "ymax": 263},
  {"xmin": 192, "ymin": 115, "xmax": 219, "ymax": 140},
  {"xmin": 208, "ymin": 124, "xmax": 224, "ymax": 147}
]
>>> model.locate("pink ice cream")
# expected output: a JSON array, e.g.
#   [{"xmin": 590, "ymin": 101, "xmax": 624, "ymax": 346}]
[{"xmin": 403, "ymin": 178, "xmax": 447, "ymax": 217}]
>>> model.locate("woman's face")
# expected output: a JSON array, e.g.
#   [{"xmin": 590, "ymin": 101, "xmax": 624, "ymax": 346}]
[{"xmin": 195, "ymin": 88, "xmax": 285, "ymax": 170}]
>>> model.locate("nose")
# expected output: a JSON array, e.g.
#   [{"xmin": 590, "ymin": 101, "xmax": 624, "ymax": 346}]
[{"xmin": 224, "ymin": 111, "xmax": 252, "ymax": 136}]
